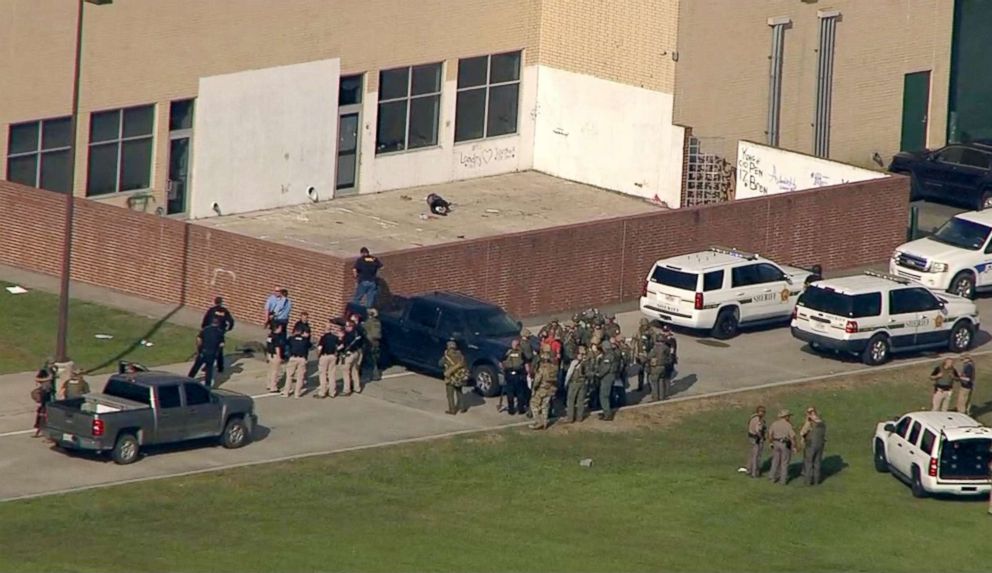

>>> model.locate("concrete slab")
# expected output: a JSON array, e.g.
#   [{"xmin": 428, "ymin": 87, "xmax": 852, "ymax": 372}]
[{"xmin": 194, "ymin": 171, "xmax": 663, "ymax": 257}]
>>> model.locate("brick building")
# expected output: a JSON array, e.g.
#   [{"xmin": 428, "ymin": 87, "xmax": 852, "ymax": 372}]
[
  {"xmin": 0, "ymin": 0, "xmax": 684, "ymax": 218},
  {"xmin": 674, "ymin": 0, "xmax": 992, "ymax": 175}
]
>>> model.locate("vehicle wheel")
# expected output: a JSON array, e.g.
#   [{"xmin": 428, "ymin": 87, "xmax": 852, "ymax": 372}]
[
  {"xmin": 111, "ymin": 433, "xmax": 140, "ymax": 465},
  {"xmin": 948, "ymin": 320, "xmax": 975, "ymax": 353},
  {"xmin": 711, "ymin": 309, "xmax": 739, "ymax": 340},
  {"xmin": 948, "ymin": 272, "xmax": 976, "ymax": 300},
  {"xmin": 979, "ymin": 190, "xmax": 992, "ymax": 211},
  {"xmin": 220, "ymin": 416, "xmax": 250, "ymax": 449},
  {"xmin": 472, "ymin": 364, "xmax": 501, "ymax": 397},
  {"xmin": 873, "ymin": 440, "xmax": 889, "ymax": 473},
  {"xmin": 861, "ymin": 335, "xmax": 890, "ymax": 366},
  {"xmin": 911, "ymin": 467, "xmax": 928, "ymax": 498}
]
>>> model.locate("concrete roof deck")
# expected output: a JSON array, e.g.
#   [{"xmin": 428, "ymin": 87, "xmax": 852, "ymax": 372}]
[{"xmin": 194, "ymin": 171, "xmax": 664, "ymax": 257}]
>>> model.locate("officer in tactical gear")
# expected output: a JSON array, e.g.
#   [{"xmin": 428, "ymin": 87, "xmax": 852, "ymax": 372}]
[
  {"xmin": 500, "ymin": 338, "xmax": 528, "ymax": 415},
  {"xmin": 440, "ymin": 340, "xmax": 469, "ymax": 414},
  {"xmin": 596, "ymin": 340, "xmax": 620, "ymax": 421},
  {"xmin": 562, "ymin": 345, "xmax": 590, "ymax": 423},
  {"xmin": 364, "ymin": 308, "xmax": 383, "ymax": 381},
  {"xmin": 645, "ymin": 333, "xmax": 671, "ymax": 402},
  {"xmin": 529, "ymin": 343, "xmax": 559, "ymax": 430},
  {"xmin": 632, "ymin": 318, "xmax": 654, "ymax": 392}
]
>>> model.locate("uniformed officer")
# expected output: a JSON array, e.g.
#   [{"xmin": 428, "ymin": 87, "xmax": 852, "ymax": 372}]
[
  {"xmin": 800, "ymin": 407, "xmax": 827, "ymax": 486},
  {"xmin": 529, "ymin": 343, "xmax": 559, "ymax": 430},
  {"xmin": 604, "ymin": 314, "xmax": 621, "ymax": 339},
  {"xmin": 440, "ymin": 340, "xmax": 469, "ymax": 414},
  {"xmin": 520, "ymin": 328, "xmax": 537, "ymax": 414},
  {"xmin": 265, "ymin": 322, "xmax": 287, "ymax": 393},
  {"xmin": 644, "ymin": 333, "xmax": 671, "ymax": 402},
  {"xmin": 597, "ymin": 340, "xmax": 620, "ymax": 421},
  {"xmin": 341, "ymin": 320, "xmax": 365, "ymax": 395},
  {"xmin": 61, "ymin": 368, "xmax": 91, "ymax": 399},
  {"xmin": 957, "ymin": 354, "xmax": 975, "ymax": 415},
  {"xmin": 201, "ymin": 296, "xmax": 235, "ymax": 373},
  {"xmin": 293, "ymin": 311, "xmax": 312, "ymax": 340},
  {"xmin": 189, "ymin": 317, "xmax": 225, "ymax": 388},
  {"xmin": 314, "ymin": 319, "xmax": 342, "ymax": 399},
  {"xmin": 562, "ymin": 345, "xmax": 590, "ymax": 423},
  {"xmin": 768, "ymin": 409, "xmax": 798, "ymax": 485},
  {"xmin": 612, "ymin": 335, "xmax": 631, "ymax": 408},
  {"xmin": 282, "ymin": 325, "xmax": 311, "ymax": 398},
  {"xmin": 659, "ymin": 324, "xmax": 678, "ymax": 376},
  {"xmin": 929, "ymin": 357, "xmax": 958, "ymax": 411},
  {"xmin": 744, "ymin": 405, "xmax": 767, "ymax": 478},
  {"xmin": 364, "ymin": 308, "xmax": 383, "ymax": 381},
  {"xmin": 632, "ymin": 318, "xmax": 653, "ymax": 392},
  {"xmin": 500, "ymin": 338, "xmax": 528, "ymax": 415}
]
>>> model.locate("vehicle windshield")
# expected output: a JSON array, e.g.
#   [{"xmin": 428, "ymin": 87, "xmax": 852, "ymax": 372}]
[
  {"xmin": 930, "ymin": 217, "xmax": 992, "ymax": 251},
  {"xmin": 938, "ymin": 437, "xmax": 992, "ymax": 480},
  {"xmin": 463, "ymin": 310, "xmax": 520, "ymax": 338},
  {"xmin": 103, "ymin": 379, "xmax": 152, "ymax": 405},
  {"xmin": 650, "ymin": 266, "xmax": 698, "ymax": 291},
  {"xmin": 797, "ymin": 287, "xmax": 881, "ymax": 318}
]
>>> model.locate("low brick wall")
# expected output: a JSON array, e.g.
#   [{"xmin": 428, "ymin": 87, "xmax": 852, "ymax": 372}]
[{"xmin": 0, "ymin": 175, "xmax": 908, "ymax": 326}]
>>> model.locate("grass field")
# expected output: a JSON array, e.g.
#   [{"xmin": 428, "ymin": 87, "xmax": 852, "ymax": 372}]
[
  {"xmin": 0, "ymin": 281, "xmax": 207, "ymax": 375},
  {"xmin": 1, "ymin": 359, "xmax": 990, "ymax": 572}
]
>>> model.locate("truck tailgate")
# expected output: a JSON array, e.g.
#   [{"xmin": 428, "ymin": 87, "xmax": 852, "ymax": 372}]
[{"xmin": 44, "ymin": 400, "xmax": 95, "ymax": 437}]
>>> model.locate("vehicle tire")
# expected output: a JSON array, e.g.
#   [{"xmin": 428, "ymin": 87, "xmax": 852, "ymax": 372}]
[
  {"xmin": 472, "ymin": 364, "xmax": 501, "ymax": 397},
  {"xmin": 948, "ymin": 320, "xmax": 975, "ymax": 353},
  {"xmin": 220, "ymin": 416, "xmax": 250, "ymax": 449},
  {"xmin": 861, "ymin": 334, "xmax": 890, "ymax": 366},
  {"xmin": 111, "ymin": 433, "xmax": 140, "ymax": 465},
  {"xmin": 873, "ymin": 440, "xmax": 889, "ymax": 473},
  {"xmin": 711, "ymin": 308, "xmax": 739, "ymax": 340},
  {"xmin": 978, "ymin": 190, "xmax": 992, "ymax": 211},
  {"xmin": 911, "ymin": 467, "xmax": 928, "ymax": 498},
  {"xmin": 948, "ymin": 271, "xmax": 976, "ymax": 300}
]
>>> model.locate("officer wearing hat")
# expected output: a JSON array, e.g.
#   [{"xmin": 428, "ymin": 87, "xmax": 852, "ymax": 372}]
[
  {"xmin": 201, "ymin": 296, "xmax": 235, "ymax": 373},
  {"xmin": 439, "ymin": 339, "xmax": 469, "ymax": 414},
  {"xmin": 61, "ymin": 368, "xmax": 91, "ymax": 399},
  {"xmin": 768, "ymin": 409, "xmax": 798, "ymax": 485}
]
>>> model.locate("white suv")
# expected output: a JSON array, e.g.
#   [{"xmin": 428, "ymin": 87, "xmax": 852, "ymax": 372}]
[
  {"xmin": 791, "ymin": 271, "xmax": 979, "ymax": 365},
  {"xmin": 874, "ymin": 411, "xmax": 992, "ymax": 498},
  {"xmin": 890, "ymin": 209, "xmax": 992, "ymax": 299},
  {"xmin": 639, "ymin": 247, "xmax": 819, "ymax": 339}
]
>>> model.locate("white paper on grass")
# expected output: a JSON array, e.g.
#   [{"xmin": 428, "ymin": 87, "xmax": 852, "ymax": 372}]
[
  {"xmin": 94, "ymin": 334, "xmax": 114, "ymax": 339},
  {"xmin": 5, "ymin": 286, "xmax": 28, "ymax": 294}
]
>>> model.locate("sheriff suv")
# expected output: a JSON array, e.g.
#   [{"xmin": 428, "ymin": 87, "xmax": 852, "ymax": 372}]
[
  {"xmin": 890, "ymin": 209, "xmax": 992, "ymax": 299},
  {"xmin": 873, "ymin": 411, "xmax": 992, "ymax": 498},
  {"xmin": 791, "ymin": 271, "xmax": 979, "ymax": 365},
  {"xmin": 639, "ymin": 247, "xmax": 820, "ymax": 339}
]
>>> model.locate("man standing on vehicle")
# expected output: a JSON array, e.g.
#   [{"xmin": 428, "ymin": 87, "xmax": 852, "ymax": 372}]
[
  {"xmin": 189, "ymin": 317, "xmax": 225, "ymax": 388},
  {"xmin": 800, "ymin": 407, "xmax": 827, "ymax": 485},
  {"xmin": 768, "ymin": 410, "xmax": 797, "ymax": 485},
  {"xmin": 314, "ymin": 319, "xmax": 342, "ymax": 399},
  {"xmin": 743, "ymin": 405, "xmax": 767, "ymax": 478},
  {"xmin": 265, "ymin": 323, "xmax": 287, "ymax": 393},
  {"xmin": 957, "ymin": 354, "xmax": 975, "ymax": 415},
  {"xmin": 352, "ymin": 247, "xmax": 383, "ymax": 307},
  {"xmin": 501, "ymin": 338, "xmax": 528, "ymax": 415},
  {"xmin": 440, "ymin": 340, "xmax": 469, "ymax": 414},
  {"xmin": 282, "ymin": 324, "xmax": 311, "ymax": 398},
  {"xmin": 201, "ymin": 296, "xmax": 235, "ymax": 373},
  {"xmin": 930, "ymin": 357, "xmax": 958, "ymax": 411},
  {"xmin": 364, "ymin": 308, "xmax": 383, "ymax": 381}
]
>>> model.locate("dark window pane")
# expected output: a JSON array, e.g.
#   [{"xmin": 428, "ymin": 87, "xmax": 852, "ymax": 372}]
[
  {"xmin": 39, "ymin": 149, "xmax": 71, "ymax": 193},
  {"xmin": 454, "ymin": 88, "xmax": 486, "ymax": 142},
  {"xmin": 651, "ymin": 267, "xmax": 698, "ymax": 291},
  {"xmin": 86, "ymin": 142, "xmax": 119, "ymax": 195},
  {"xmin": 8, "ymin": 122, "xmax": 39, "ymax": 155},
  {"xmin": 458, "ymin": 56, "xmax": 488, "ymax": 89},
  {"xmin": 41, "ymin": 117, "xmax": 72, "ymax": 150},
  {"xmin": 703, "ymin": 270, "xmax": 724, "ymax": 291},
  {"xmin": 411, "ymin": 63, "xmax": 441, "ymax": 96},
  {"xmin": 486, "ymin": 83, "xmax": 519, "ymax": 137},
  {"xmin": 6, "ymin": 155, "xmax": 38, "ymax": 187},
  {"xmin": 123, "ymin": 105, "xmax": 154, "ymax": 138},
  {"xmin": 120, "ymin": 138, "xmax": 152, "ymax": 191},
  {"xmin": 169, "ymin": 99, "xmax": 195, "ymax": 131},
  {"xmin": 408, "ymin": 95, "xmax": 440, "ymax": 149},
  {"xmin": 184, "ymin": 382, "xmax": 211, "ymax": 406},
  {"xmin": 490, "ymin": 51, "xmax": 521, "ymax": 83},
  {"xmin": 379, "ymin": 67, "xmax": 409, "ymax": 101},
  {"xmin": 158, "ymin": 385, "xmax": 181, "ymax": 409},
  {"xmin": 375, "ymin": 100, "xmax": 407, "ymax": 154},
  {"xmin": 339, "ymin": 74, "xmax": 364, "ymax": 106},
  {"xmin": 90, "ymin": 110, "xmax": 120, "ymax": 143}
]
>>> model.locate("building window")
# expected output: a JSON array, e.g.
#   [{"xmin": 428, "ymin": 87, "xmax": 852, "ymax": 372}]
[
  {"xmin": 86, "ymin": 104, "xmax": 155, "ymax": 196},
  {"xmin": 455, "ymin": 51, "xmax": 521, "ymax": 143},
  {"xmin": 167, "ymin": 99, "xmax": 194, "ymax": 215},
  {"xmin": 813, "ymin": 11, "xmax": 839, "ymax": 158},
  {"xmin": 376, "ymin": 63, "xmax": 442, "ymax": 154},
  {"xmin": 766, "ymin": 17, "xmax": 790, "ymax": 147},
  {"xmin": 5, "ymin": 117, "xmax": 73, "ymax": 193}
]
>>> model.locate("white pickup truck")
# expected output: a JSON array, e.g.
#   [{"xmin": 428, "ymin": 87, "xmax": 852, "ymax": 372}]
[{"xmin": 873, "ymin": 411, "xmax": 991, "ymax": 498}]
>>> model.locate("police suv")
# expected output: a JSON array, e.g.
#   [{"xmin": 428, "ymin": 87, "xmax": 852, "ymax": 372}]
[
  {"xmin": 890, "ymin": 209, "xmax": 992, "ymax": 299},
  {"xmin": 639, "ymin": 247, "xmax": 820, "ymax": 339},
  {"xmin": 791, "ymin": 271, "xmax": 979, "ymax": 365}
]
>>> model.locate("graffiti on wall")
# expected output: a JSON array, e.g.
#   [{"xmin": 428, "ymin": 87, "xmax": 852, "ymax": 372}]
[
  {"xmin": 457, "ymin": 143, "xmax": 517, "ymax": 170},
  {"xmin": 735, "ymin": 141, "xmax": 887, "ymax": 200}
]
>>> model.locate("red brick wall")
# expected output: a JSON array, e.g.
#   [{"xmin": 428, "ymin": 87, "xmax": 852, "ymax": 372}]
[{"xmin": 0, "ymin": 176, "xmax": 908, "ymax": 326}]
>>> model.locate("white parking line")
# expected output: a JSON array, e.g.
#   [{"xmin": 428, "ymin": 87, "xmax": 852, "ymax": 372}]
[{"xmin": 0, "ymin": 429, "xmax": 34, "ymax": 438}]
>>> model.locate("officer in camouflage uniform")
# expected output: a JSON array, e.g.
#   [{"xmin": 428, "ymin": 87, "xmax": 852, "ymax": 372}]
[
  {"xmin": 529, "ymin": 343, "xmax": 559, "ymax": 430},
  {"xmin": 439, "ymin": 340, "xmax": 469, "ymax": 415},
  {"xmin": 612, "ymin": 335, "xmax": 632, "ymax": 409},
  {"xmin": 604, "ymin": 314, "xmax": 621, "ymax": 339},
  {"xmin": 597, "ymin": 340, "xmax": 620, "ymax": 421},
  {"xmin": 631, "ymin": 318, "xmax": 654, "ymax": 392},
  {"xmin": 644, "ymin": 332, "xmax": 671, "ymax": 402},
  {"xmin": 519, "ymin": 328, "xmax": 537, "ymax": 415},
  {"xmin": 590, "ymin": 317, "xmax": 606, "ymax": 348},
  {"xmin": 562, "ymin": 345, "xmax": 590, "ymax": 424},
  {"xmin": 574, "ymin": 314, "xmax": 592, "ymax": 348},
  {"xmin": 364, "ymin": 308, "xmax": 383, "ymax": 381}
]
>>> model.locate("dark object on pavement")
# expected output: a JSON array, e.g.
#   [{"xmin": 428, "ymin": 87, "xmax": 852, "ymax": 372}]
[
  {"xmin": 889, "ymin": 141, "xmax": 992, "ymax": 210},
  {"xmin": 427, "ymin": 193, "xmax": 451, "ymax": 216}
]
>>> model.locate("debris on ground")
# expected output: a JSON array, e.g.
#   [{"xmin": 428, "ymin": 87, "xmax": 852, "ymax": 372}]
[
  {"xmin": 94, "ymin": 334, "xmax": 114, "ymax": 340},
  {"xmin": 579, "ymin": 458, "xmax": 593, "ymax": 468},
  {"xmin": 4, "ymin": 286, "xmax": 28, "ymax": 295}
]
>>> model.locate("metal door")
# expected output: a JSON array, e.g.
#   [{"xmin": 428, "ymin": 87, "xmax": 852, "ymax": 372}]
[
  {"xmin": 336, "ymin": 113, "xmax": 360, "ymax": 194},
  {"xmin": 900, "ymin": 71, "xmax": 931, "ymax": 152}
]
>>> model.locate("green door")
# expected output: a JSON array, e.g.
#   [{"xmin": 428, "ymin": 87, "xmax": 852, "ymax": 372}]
[{"xmin": 900, "ymin": 71, "xmax": 931, "ymax": 151}]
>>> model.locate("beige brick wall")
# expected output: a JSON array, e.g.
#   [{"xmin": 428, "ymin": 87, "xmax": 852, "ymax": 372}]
[
  {"xmin": 538, "ymin": 0, "xmax": 678, "ymax": 92},
  {"xmin": 673, "ymin": 0, "xmax": 953, "ymax": 168}
]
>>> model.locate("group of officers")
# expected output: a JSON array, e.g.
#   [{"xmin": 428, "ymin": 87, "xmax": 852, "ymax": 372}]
[
  {"xmin": 745, "ymin": 405, "xmax": 828, "ymax": 486},
  {"xmin": 494, "ymin": 308, "xmax": 679, "ymax": 430}
]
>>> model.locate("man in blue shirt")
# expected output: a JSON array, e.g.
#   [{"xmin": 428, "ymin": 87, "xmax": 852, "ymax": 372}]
[
  {"xmin": 264, "ymin": 287, "xmax": 292, "ymax": 330},
  {"xmin": 352, "ymin": 247, "xmax": 383, "ymax": 307}
]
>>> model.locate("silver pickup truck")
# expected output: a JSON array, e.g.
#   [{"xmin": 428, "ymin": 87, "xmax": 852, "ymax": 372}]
[{"xmin": 42, "ymin": 371, "xmax": 257, "ymax": 464}]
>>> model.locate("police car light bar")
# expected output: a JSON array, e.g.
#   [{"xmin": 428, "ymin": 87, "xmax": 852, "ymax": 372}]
[
  {"xmin": 863, "ymin": 270, "xmax": 910, "ymax": 284},
  {"xmin": 709, "ymin": 246, "xmax": 757, "ymax": 260}
]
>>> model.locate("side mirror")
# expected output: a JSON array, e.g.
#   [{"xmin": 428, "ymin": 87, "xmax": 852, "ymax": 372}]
[
  {"xmin": 783, "ymin": 275, "xmax": 793, "ymax": 284},
  {"xmin": 883, "ymin": 423, "xmax": 896, "ymax": 433}
]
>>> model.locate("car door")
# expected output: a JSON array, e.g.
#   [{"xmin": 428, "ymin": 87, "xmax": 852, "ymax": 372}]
[
  {"xmin": 915, "ymin": 146, "xmax": 964, "ymax": 200},
  {"xmin": 398, "ymin": 300, "xmax": 440, "ymax": 368},
  {"xmin": 183, "ymin": 382, "xmax": 223, "ymax": 438},
  {"xmin": 956, "ymin": 148, "xmax": 992, "ymax": 207},
  {"xmin": 887, "ymin": 415, "xmax": 916, "ymax": 477},
  {"xmin": 911, "ymin": 289, "xmax": 951, "ymax": 346},
  {"xmin": 752, "ymin": 262, "xmax": 793, "ymax": 320},
  {"xmin": 903, "ymin": 420, "xmax": 926, "ymax": 475},
  {"xmin": 154, "ymin": 384, "xmax": 186, "ymax": 443},
  {"xmin": 887, "ymin": 288, "xmax": 930, "ymax": 348},
  {"xmin": 730, "ymin": 264, "xmax": 765, "ymax": 323}
]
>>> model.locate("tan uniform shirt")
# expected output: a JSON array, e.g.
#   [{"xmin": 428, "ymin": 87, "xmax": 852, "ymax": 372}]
[
  {"xmin": 768, "ymin": 419, "xmax": 796, "ymax": 445},
  {"xmin": 748, "ymin": 415, "xmax": 766, "ymax": 441}
]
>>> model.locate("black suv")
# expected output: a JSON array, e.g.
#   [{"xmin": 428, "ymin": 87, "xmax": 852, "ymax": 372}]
[{"xmin": 889, "ymin": 141, "xmax": 992, "ymax": 210}]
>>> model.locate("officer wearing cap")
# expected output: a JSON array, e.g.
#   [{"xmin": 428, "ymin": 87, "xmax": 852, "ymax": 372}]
[
  {"xmin": 201, "ymin": 296, "xmax": 235, "ymax": 373},
  {"xmin": 768, "ymin": 409, "xmax": 798, "ymax": 485},
  {"xmin": 440, "ymin": 340, "xmax": 469, "ymax": 414}
]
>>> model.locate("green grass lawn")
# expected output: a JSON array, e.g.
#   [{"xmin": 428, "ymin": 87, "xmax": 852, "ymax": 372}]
[
  {"xmin": 0, "ymin": 281, "xmax": 206, "ymax": 374},
  {"xmin": 1, "ymin": 359, "xmax": 990, "ymax": 572}
]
